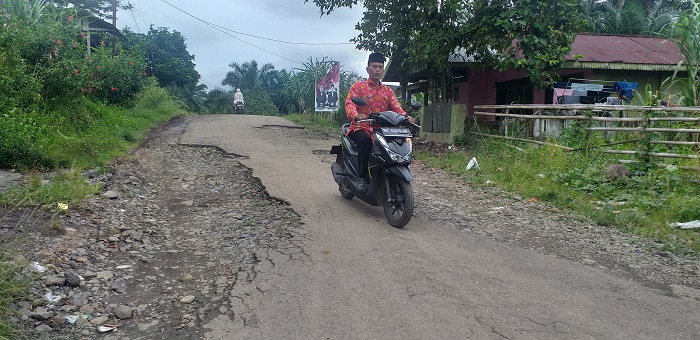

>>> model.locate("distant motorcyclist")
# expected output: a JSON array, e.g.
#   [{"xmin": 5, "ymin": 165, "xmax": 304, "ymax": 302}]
[
  {"xmin": 233, "ymin": 88, "xmax": 245, "ymax": 113},
  {"xmin": 233, "ymin": 88, "xmax": 245, "ymax": 105},
  {"xmin": 344, "ymin": 52, "xmax": 414, "ymax": 192}
]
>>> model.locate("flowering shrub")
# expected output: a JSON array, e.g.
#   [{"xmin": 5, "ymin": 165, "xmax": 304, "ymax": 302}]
[
  {"xmin": 0, "ymin": 4, "xmax": 148, "ymax": 168},
  {"xmin": 77, "ymin": 47, "xmax": 148, "ymax": 104}
]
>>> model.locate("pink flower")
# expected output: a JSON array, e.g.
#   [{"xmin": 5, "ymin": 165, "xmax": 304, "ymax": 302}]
[
  {"xmin": 56, "ymin": 39, "xmax": 62, "ymax": 45},
  {"xmin": 129, "ymin": 61, "xmax": 134, "ymax": 66},
  {"xmin": 67, "ymin": 15, "xmax": 74, "ymax": 21},
  {"xmin": 111, "ymin": 87, "xmax": 118, "ymax": 92},
  {"xmin": 73, "ymin": 69, "xmax": 79, "ymax": 75}
]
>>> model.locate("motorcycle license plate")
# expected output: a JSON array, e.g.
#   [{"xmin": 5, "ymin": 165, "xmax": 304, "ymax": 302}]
[{"xmin": 380, "ymin": 127, "xmax": 412, "ymax": 137}]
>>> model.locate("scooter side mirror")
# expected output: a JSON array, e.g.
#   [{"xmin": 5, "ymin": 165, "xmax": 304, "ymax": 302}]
[
  {"xmin": 351, "ymin": 97, "xmax": 368, "ymax": 107},
  {"xmin": 410, "ymin": 101, "xmax": 422, "ymax": 110}
]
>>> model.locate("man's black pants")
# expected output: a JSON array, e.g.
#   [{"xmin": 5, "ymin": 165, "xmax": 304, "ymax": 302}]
[{"xmin": 348, "ymin": 130, "xmax": 372, "ymax": 179}]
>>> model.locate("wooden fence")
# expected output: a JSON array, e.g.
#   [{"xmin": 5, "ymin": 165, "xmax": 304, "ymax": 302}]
[
  {"xmin": 471, "ymin": 104, "xmax": 700, "ymax": 171},
  {"xmin": 423, "ymin": 100, "xmax": 454, "ymax": 133}
]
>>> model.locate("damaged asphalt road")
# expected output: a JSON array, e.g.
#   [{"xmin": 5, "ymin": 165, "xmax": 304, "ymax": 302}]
[{"xmin": 8, "ymin": 114, "xmax": 700, "ymax": 339}]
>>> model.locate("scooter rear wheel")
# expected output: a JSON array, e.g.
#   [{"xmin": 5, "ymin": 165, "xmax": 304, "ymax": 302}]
[
  {"xmin": 335, "ymin": 153, "xmax": 354, "ymax": 199},
  {"xmin": 383, "ymin": 177, "xmax": 413, "ymax": 228}
]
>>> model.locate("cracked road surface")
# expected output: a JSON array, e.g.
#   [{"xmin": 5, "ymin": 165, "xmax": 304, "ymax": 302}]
[{"xmin": 179, "ymin": 115, "xmax": 698, "ymax": 339}]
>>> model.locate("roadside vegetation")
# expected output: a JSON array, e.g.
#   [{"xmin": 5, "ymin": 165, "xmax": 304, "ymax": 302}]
[
  {"xmin": 0, "ymin": 1, "xmax": 187, "ymax": 335},
  {"xmin": 425, "ymin": 132, "xmax": 699, "ymax": 253}
]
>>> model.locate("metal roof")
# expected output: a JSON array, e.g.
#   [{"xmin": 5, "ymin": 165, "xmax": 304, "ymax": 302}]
[
  {"xmin": 566, "ymin": 34, "xmax": 684, "ymax": 65},
  {"xmin": 383, "ymin": 34, "xmax": 687, "ymax": 82},
  {"xmin": 78, "ymin": 9, "xmax": 126, "ymax": 41}
]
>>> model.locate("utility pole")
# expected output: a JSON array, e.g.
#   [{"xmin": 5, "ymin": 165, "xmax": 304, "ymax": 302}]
[{"xmin": 112, "ymin": 0, "xmax": 117, "ymax": 55}]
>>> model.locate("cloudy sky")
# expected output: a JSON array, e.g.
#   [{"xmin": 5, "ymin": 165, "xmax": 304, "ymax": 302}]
[{"xmin": 117, "ymin": 0, "xmax": 370, "ymax": 91}]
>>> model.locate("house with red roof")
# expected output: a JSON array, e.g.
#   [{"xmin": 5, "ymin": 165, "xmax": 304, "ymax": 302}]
[{"xmin": 384, "ymin": 34, "xmax": 687, "ymax": 142}]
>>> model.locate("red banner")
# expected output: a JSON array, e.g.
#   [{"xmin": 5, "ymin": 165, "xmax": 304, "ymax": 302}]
[{"xmin": 315, "ymin": 62, "xmax": 340, "ymax": 112}]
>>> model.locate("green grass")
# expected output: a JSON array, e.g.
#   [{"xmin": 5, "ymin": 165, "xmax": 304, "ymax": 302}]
[
  {"xmin": 0, "ymin": 170, "xmax": 101, "ymax": 207},
  {"xmin": 40, "ymin": 83, "xmax": 186, "ymax": 169},
  {"xmin": 0, "ymin": 249, "xmax": 29, "ymax": 339},
  {"xmin": 417, "ymin": 133, "xmax": 700, "ymax": 255},
  {"xmin": 285, "ymin": 112, "xmax": 342, "ymax": 136}
]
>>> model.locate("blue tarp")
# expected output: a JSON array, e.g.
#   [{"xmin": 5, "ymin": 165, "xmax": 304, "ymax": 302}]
[{"xmin": 614, "ymin": 81, "xmax": 638, "ymax": 102}]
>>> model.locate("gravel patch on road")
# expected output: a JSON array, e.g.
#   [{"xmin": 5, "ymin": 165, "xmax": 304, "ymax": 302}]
[{"xmin": 3, "ymin": 116, "xmax": 698, "ymax": 338}]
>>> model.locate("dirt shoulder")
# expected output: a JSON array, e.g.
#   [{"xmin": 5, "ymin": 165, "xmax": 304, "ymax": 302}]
[{"xmin": 2, "ymin": 115, "xmax": 698, "ymax": 339}]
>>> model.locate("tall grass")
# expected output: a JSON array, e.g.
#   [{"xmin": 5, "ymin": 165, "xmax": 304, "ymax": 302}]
[
  {"xmin": 28, "ymin": 79, "xmax": 186, "ymax": 170},
  {"xmin": 422, "ymin": 132, "xmax": 700, "ymax": 254},
  {"xmin": 0, "ymin": 248, "xmax": 29, "ymax": 339},
  {"xmin": 285, "ymin": 112, "xmax": 340, "ymax": 136}
]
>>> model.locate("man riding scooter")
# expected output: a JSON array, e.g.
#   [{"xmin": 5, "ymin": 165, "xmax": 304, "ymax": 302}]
[{"xmin": 344, "ymin": 52, "xmax": 415, "ymax": 192}]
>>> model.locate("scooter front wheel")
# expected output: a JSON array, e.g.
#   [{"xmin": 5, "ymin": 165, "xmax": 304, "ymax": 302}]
[
  {"xmin": 340, "ymin": 189, "xmax": 354, "ymax": 199},
  {"xmin": 383, "ymin": 177, "xmax": 413, "ymax": 228}
]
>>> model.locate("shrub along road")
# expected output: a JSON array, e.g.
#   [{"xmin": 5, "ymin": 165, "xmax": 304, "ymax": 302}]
[{"xmin": 11, "ymin": 114, "xmax": 699, "ymax": 339}]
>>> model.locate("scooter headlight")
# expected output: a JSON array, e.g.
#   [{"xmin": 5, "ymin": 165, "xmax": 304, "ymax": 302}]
[
  {"xmin": 375, "ymin": 134, "xmax": 412, "ymax": 163},
  {"xmin": 375, "ymin": 134, "xmax": 389, "ymax": 149},
  {"xmin": 388, "ymin": 151, "xmax": 411, "ymax": 163}
]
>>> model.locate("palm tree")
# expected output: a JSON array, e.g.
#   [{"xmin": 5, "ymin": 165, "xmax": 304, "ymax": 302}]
[
  {"xmin": 174, "ymin": 83, "xmax": 207, "ymax": 113},
  {"xmin": 584, "ymin": 0, "xmax": 681, "ymax": 36},
  {"xmin": 262, "ymin": 68, "xmax": 292, "ymax": 114},
  {"xmin": 202, "ymin": 89, "xmax": 233, "ymax": 114},
  {"xmin": 221, "ymin": 60, "xmax": 275, "ymax": 91}
]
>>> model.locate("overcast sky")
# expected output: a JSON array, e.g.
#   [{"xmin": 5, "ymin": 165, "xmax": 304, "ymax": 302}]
[{"xmin": 117, "ymin": 0, "xmax": 370, "ymax": 91}]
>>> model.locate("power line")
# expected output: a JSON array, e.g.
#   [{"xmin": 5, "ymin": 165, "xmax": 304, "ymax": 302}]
[
  {"xmin": 201, "ymin": 80, "xmax": 226, "ymax": 91},
  {"xmin": 127, "ymin": 1, "xmax": 141, "ymax": 33},
  {"xmin": 150, "ymin": 0, "xmax": 159, "ymax": 27},
  {"xmin": 132, "ymin": 0, "xmax": 149, "ymax": 32},
  {"xmin": 159, "ymin": 0, "xmax": 354, "ymax": 46},
  {"xmin": 158, "ymin": 0, "xmax": 303, "ymax": 65}
]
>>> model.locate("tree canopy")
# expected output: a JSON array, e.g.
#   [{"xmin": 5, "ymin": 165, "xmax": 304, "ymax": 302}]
[
  {"xmin": 222, "ymin": 60, "xmax": 276, "ymax": 91},
  {"xmin": 123, "ymin": 26, "xmax": 200, "ymax": 92},
  {"xmin": 583, "ymin": 0, "xmax": 684, "ymax": 36},
  {"xmin": 49, "ymin": 0, "xmax": 132, "ymax": 20},
  {"xmin": 306, "ymin": 0, "xmax": 586, "ymax": 88}
]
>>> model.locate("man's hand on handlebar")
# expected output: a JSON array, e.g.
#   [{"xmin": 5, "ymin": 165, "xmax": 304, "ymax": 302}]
[{"xmin": 355, "ymin": 113, "xmax": 368, "ymax": 121}]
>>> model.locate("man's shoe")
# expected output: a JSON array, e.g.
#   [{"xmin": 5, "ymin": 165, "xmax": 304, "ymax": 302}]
[{"xmin": 356, "ymin": 178, "xmax": 369, "ymax": 192}]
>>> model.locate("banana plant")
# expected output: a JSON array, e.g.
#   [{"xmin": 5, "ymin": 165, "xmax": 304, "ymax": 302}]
[
  {"xmin": 3, "ymin": 0, "xmax": 49, "ymax": 24},
  {"xmin": 670, "ymin": 0, "xmax": 700, "ymax": 107}
]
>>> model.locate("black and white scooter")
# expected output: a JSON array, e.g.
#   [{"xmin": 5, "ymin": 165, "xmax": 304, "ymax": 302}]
[{"xmin": 330, "ymin": 97, "xmax": 421, "ymax": 228}]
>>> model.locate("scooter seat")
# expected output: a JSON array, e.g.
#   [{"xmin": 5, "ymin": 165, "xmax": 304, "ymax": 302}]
[
  {"xmin": 341, "ymin": 123, "xmax": 350, "ymax": 136},
  {"xmin": 340, "ymin": 124, "xmax": 359, "ymax": 156}
]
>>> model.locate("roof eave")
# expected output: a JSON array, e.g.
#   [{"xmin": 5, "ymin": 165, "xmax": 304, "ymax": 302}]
[{"xmin": 563, "ymin": 61, "xmax": 685, "ymax": 72}]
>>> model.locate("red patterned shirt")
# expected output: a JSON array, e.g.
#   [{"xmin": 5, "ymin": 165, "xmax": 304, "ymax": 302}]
[{"xmin": 344, "ymin": 79, "xmax": 406, "ymax": 135}]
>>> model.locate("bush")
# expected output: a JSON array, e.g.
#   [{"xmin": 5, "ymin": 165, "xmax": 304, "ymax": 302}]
[
  {"xmin": 0, "ymin": 110, "xmax": 52, "ymax": 169},
  {"xmin": 245, "ymin": 88, "xmax": 280, "ymax": 116}
]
